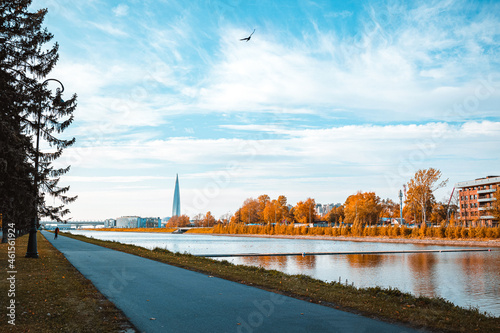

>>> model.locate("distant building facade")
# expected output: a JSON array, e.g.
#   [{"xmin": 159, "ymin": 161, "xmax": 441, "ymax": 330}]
[
  {"xmin": 456, "ymin": 176, "xmax": 499, "ymax": 227},
  {"xmin": 138, "ymin": 217, "xmax": 161, "ymax": 228},
  {"xmin": 107, "ymin": 216, "xmax": 162, "ymax": 228},
  {"xmin": 104, "ymin": 218, "xmax": 116, "ymax": 228},
  {"xmin": 116, "ymin": 216, "xmax": 140, "ymax": 228},
  {"xmin": 315, "ymin": 203, "xmax": 342, "ymax": 216}
]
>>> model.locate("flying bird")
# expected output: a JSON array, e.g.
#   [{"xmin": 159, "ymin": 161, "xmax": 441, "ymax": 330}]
[{"xmin": 240, "ymin": 29, "xmax": 255, "ymax": 42}]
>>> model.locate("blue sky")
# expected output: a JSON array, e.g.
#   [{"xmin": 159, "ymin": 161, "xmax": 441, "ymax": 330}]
[{"xmin": 35, "ymin": 0, "xmax": 500, "ymax": 220}]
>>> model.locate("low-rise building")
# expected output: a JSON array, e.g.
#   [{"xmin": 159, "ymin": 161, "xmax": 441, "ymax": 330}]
[
  {"xmin": 116, "ymin": 216, "xmax": 140, "ymax": 228},
  {"xmin": 455, "ymin": 176, "xmax": 499, "ymax": 227},
  {"xmin": 104, "ymin": 218, "xmax": 116, "ymax": 228},
  {"xmin": 138, "ymin": 217, "xmax": 161, "ymax": 228}
]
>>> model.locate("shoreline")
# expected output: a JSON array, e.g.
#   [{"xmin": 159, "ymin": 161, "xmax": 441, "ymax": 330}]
[
  {"xmin": 80, "ymin": 228, "xmax": 500, "ymax": 248},
  {"xmin": 208, "ymin": 233, "xmax": 500, "ymax": 248}
]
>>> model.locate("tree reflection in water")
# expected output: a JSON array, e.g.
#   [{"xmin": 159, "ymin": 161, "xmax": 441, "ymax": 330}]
[
  {"xmin": 293, "ymin": 255, "xmax": 316, "ymax": 269},
  {"xmin": 345, "ymin": 254, "xmax": 383, "ymax": 268},
  {"xmin": 241, "ymin": 255, "xmax": 288, "ymax": 269},
  {"xmin": 408, "ymin": 253, "xmax": 437, "ymax": 298}
]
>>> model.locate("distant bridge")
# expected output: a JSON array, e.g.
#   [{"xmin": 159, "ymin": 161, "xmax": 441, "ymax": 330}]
[
  {"xmin": 40, "ymin": 220, "xmax": 105, "ymax": 229},
  {"xmin": 173, "ymin": 227, "xmax": 199, "ymax": 234}
]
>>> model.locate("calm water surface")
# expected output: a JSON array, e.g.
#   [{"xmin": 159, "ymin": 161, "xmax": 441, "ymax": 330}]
[{"xmin": 68, "ymin": 230, "xmax": 500, "ymax": 317}]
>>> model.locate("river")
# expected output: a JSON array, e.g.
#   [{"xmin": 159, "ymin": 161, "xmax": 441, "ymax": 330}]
[{"xmin": 67, "ymin": 230, "xmax": 500, "ymax": 317}]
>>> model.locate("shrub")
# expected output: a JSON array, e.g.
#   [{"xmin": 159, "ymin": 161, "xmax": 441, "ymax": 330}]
[
  {"xmin": 434, "ymin": 226, "xmax": 445, "ymax": 238},
  {"xmin": 491, "ymin": 227, "xmax": 500, "ymax": 238},
  {"xmin": 341, "ymin": 226, "xmax": 350, "ymax": 236}
]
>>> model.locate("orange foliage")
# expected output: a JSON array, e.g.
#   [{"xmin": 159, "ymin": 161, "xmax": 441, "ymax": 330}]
[
  {"xmin": 210, "ymin": 224, "xmax": 500, "ymax": 240},
  {"xmin": 344, "ymin": 192, "xmax": 382, "ymax": 226},
  {"xmin": 167, "ymin": 215, "xmax": 190, "ymax": 227}
]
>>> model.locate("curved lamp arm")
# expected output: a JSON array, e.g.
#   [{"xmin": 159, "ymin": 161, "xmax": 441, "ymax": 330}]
[{"xmin": 42, "ymin": 78, "xmax": 64, "ymax": 93}]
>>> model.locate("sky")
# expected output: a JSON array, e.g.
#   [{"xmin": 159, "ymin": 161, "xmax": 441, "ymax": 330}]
[{"xmin": 34, "ymin": 0, "xmax": 500, "ymax": 221}]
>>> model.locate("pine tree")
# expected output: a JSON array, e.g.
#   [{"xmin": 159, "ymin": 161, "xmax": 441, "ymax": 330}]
[
  {"xmin": 0, "ymin": 68, "xmax": 36, "ymax": 241},
  {"xmin": 1, "ymin": 0, "xmax": 77, "ymax": 244}
]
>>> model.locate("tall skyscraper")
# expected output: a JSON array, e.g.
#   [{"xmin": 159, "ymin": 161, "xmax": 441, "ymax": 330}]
[{"xmin": 172, "ymin": 174, "xmax": 181, "ymax": 217}]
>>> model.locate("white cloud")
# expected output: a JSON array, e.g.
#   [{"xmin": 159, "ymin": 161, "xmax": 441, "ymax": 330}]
[
  {"xmin": 91, "ymin": 22, "xmax": 128, "ymax": 37},
  {"xmin": 113, "ymin": 4, "xmax": 129, "ymax": 17},
  {"xmin": 40, "ymin": 0, "xmax": 500, "ymax": 220},
  {"xmin": 187, "ymin": 5, "xmax": 500, "ymax": 120},
  {"xmin": 325, "ymin": 10, "xmax": 353, "ymax": 19},
  {"xmin": 60, "ymin": 121, "xmax": 500, "ymax": 218}
]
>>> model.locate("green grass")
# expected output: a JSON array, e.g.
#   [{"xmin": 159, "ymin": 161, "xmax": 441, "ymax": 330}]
[{"xmin": 60, "ymin": 232, "xmax": 500, "ymax": 333}]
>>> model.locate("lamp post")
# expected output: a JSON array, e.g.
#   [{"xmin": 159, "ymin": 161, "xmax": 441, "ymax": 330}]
[
  {"xmin": 399, "ymin": 189, "xmax": 404, "ymax": 227},
  {"xmin": 26, "ymin": 79, "xmax": 65, "ymax": 258}
]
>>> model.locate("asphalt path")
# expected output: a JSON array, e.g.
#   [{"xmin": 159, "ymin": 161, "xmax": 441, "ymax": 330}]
[{"xmin": 42, "ymin": 231, "xmax": 425, "ymax": 333}]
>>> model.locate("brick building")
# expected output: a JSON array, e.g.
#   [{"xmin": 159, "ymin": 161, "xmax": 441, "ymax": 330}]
[{"xmin": 456, "ymin": 176, "xmax": 499, "ymax": 227}]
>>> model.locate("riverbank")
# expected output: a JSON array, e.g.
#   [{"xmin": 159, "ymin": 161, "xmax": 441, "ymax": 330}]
[
  {"xmin": 60, "ymin": 231, "xmax": 500, "ymax": 332},
  {"xmin": 207, "ymin": 233, "xmax": 500, "ymax": 247},
  {"xmin": 83, "ymin": 226, "xmax": 500, "ymax": 247},
  {"xmin": 0, "ymin": 232, "xmax": 135, "ymax": 332}
]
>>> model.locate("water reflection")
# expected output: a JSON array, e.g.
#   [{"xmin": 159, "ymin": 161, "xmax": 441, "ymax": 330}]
[
  {"xmin": 408, "ymin": 253, "xmax": 438, "ymax": 298},
  {"xmin": 346, "ymin": 254, "xmax": 383, "ymax": 268},
  {"xmin": 241, "ymin": 255, "xmax": 288, "ymax": 269},
  {"xmin": 294, "ymin": 255, "xmax": 316, "ymax": 270}
]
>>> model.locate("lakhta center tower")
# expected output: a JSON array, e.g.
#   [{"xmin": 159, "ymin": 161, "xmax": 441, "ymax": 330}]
[{"xmin": 172, "ymin": 174, "xmax": 181, "ymax": 217}]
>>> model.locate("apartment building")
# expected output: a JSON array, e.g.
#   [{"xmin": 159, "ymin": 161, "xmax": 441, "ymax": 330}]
[{"xmin": 455, "ymin": 176, "xmax": 499, "ymax": 227}]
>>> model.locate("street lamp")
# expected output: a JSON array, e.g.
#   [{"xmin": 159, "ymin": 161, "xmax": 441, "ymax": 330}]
[
  {"xmin": 25, "ymin": 79, "xmax": 65, "ymax": 258},
  {"xmin": 399, "ymin": 189, "xmax": 404, "ymax": 227}
]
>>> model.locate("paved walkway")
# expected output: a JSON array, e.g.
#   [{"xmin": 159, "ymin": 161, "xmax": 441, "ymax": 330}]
[{"xmin": 42, "ymin": 231, "xmax": 425, "ymax": 333}]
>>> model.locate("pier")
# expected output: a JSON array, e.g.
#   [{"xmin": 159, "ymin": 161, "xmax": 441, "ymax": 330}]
[{"xmin": 197, "ymin": 248, "xmax": 494, "ymax": 257}]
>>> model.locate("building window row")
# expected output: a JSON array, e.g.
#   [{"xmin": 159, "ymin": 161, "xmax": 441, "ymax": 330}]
[
  {"xmin": 460, "ymin": 195, "xmax": 478, "ymax": 201},
  {"xmin": 462, "ymin": 211, "xmax": 480, "ymax": 217},
  {"xmin": 460, "ymin": 184, "xmax": 495, "ymax": 192}
]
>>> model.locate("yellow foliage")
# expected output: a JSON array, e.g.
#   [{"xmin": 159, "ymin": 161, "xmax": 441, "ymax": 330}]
[{"xmin": 205, "ymin": 224, "xmax": 500, "ymax": 240}]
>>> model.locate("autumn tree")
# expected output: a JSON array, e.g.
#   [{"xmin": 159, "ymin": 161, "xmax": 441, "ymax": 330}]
[
  {"xmin": 257, "ymin": 194, "xmax": 270, "ymax": 222},
  {"xmin": 237, "ymin": 198, "xmax": 261, "ymax": 224},
  {"xmin": 488, "ymin": 188, "xmax": 500, "ymax": 221},
  {"xmin": 406, "ymin": 168, "xmax": 448, "ymax": 225},
  {"xmin": 430, "ymin": 202, "xmax": 447, "ymax": 225},
  {"xmin": 293, "ymin": 198, "xmax": 318, "ymax": 224},
  {"xmin": 192, "ymin": 213, "xmax": 204, "ymax": 226},
  {"xmin": 219, "ymin": 212, "xmax": 232, "ymax": 224},
  {"xmin": 230, "ymin": 209, "xmax": 243, "ymax": 224},
  {"xmin": 325, "ymin": 205, "xmax": 344, "ymax": 225},
  {"xmin": 167, "ymin": 214, "xmax": 190, "ymax": 227},
  {"xmin": 263, "ymin": 195, "xmax": 290, "ymax": 224},
  {"xmin": 379, "ymin": 199, "xmax": 399, "ymax": 219},
  {"xmin": 202, "ymin": 211, "xmax": 216, "ymax": 227},
  {"xmin": 263, "ymin": 200, "xmax": 278, "ymax": 224},
  {"xmin": 277, "ymin": 195, "xmax": 292, "ymax": 223},
  {"xmin": 344, "ymin": 192, "xmax": 382, "ymax": 226}
]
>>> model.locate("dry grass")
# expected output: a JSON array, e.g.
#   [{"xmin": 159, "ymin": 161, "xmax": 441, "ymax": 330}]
[
  {"xmin": 61, "ymin": 232, "xmax": 500, "ymax": 333},
  {"xmin": 0, "ymin": 232, "xmax": 135, "ymax": 332}
]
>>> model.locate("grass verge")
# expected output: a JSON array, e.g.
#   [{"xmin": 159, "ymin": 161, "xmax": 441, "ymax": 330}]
[
  {"xmin": 61, "ymin": 232, "xmax": 499, "ymax": 333},
  {"xmin": 0, "ymin": 232, "xmax": 136, "ymax": 332}
]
